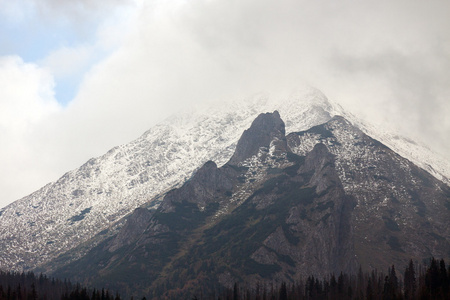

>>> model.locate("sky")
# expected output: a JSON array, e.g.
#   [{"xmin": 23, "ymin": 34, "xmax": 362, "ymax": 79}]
[{"xmin": 0, "ymin": 0, "xmax": 449, "ymax": 208}]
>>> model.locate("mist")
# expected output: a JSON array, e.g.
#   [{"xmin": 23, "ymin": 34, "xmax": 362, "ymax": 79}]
[{"xmin": 0, "ymin": 0, "xmax": 449, "ymax": 208}]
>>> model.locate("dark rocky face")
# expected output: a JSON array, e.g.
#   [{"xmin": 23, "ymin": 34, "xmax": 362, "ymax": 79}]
[
  {"xmin": 228, "ymin": 111, "xmax": 288, "ymax": 165},
  {"xmin": 49, "ymin": 112, "xmax": 450, "ymax": 299},
  {"xmin": 107, "ymin": 207, "xmax": 153, "ymax": 252},
  {"xmin": 287, "ymin": 116, "xmax": 450, "ymax": 271},
  {"xmin": 159, "ymin": 160, "xmax": 237, "ymax": 213}
]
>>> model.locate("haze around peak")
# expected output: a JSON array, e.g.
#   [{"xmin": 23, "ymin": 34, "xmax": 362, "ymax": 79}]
[{"xmin": 0, "ymin": 0, "xmax": 449, "ymax": 208}]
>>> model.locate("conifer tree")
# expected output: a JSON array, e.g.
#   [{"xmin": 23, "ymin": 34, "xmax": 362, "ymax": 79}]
[
  {"xmin": 439, "ymin": 259, "xmax": 448, "ymax": 297},
  {"xmin": 278, "ymin": 282, "xmax": 287, "ymax": 300},
  {"xmin": 383, "ymin": 265, "xmax": 399, "ymax": 300},
  {"xmin": 404, "ymin": 259, "xmax": 416, "ymax": 300}
]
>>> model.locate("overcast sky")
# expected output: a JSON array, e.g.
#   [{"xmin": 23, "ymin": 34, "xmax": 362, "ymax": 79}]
[{"xmin": 0, "ymin": 0, "xmax": 449, "ymax": 208}]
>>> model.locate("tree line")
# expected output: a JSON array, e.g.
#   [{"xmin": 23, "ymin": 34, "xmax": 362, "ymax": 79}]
[
  {"xmin": 188, "ymin": 258, "xmax": 449, "ymax": 300},
  {"xmin": 0, "ymin": 270, "xmax": 120, "ymax": 300},
  {"xmin": 1, "ymin": 258, "xmax": 449, "ymax": 299}
]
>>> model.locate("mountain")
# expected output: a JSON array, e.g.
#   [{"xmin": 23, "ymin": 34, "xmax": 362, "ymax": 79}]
[
  {"xmin": 0, "ymin": 88, "xmax": 333, "ymax": 272},
  {"xmin": 51, "ymin": 112, "xmax": 356, "ymax": 297},
  {"xmin": 287, "ymin": 116, "xmax": 450, "ymax": 269},
  {"xmin": 49, "ymin": 111, "xmax": 449, "ymax": 299},
  {"xmin": 0, "ymin": 87, "xmax": 448, "ymax": 274}
]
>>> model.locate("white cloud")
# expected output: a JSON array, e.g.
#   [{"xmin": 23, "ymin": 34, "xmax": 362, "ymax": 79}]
[
  {"xmin": 0, "ymin": 56, "xmax": 60, "ymax": 131},
  {"xmin": 1, "ymin": 0, "xmax": 449, "ymax": 208},
  {"xmin": 0, "ymin": 56, "xmax": 61, "ymax": 207},
  {"xmin": 40, "ymin": 45, "xmax": 94, "ymax": 79},
  {"xmin": 30, "ymin": 0, "xmax": 133, "ymax": 26},
  {"xmin": 54, "ymin": 0, "xmax": 449, "ymax": 159}
]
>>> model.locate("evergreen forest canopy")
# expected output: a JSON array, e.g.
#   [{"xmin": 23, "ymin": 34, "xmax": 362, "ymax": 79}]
[
  {"xmin": 0, "ymin": 258, "xmax": 449, "ymax": 299},
  {"xmin": 0, "ymin": 271, "xmax": 119, "ymax": 300}
]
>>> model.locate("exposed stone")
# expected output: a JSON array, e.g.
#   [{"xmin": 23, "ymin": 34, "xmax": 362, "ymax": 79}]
[
  {"xmin": 228, "ymin": 111, "xmax": 288, "ymax": 165},
  {"xmin": 107, "ymin": 207, "xmax": 153, "ymax": 252}
]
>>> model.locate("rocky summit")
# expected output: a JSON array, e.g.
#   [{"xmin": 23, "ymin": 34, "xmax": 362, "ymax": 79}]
[
  {"xmin": 1, "ymin": 88, "xmax": 448, "ymax": 275},
  {"xmin": 1, "ymin": 88, "xmax": 340, "ymax": 272},
  {"xmin": 48, "ymin": 111, "xmax": 449, "ymax": 299},
  {"xmin": 287, "ymin": 116, "xmax": 450, "ymax": 269}
]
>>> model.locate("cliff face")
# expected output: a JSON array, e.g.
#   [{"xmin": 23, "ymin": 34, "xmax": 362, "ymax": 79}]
[
  {"xmin": 3, "ymin": 88, "xmax": 448, "ymax": 276},
  {"xmin": 51, "ymin": 112, "xmax": 358, "ymax": 298},
  {"xmin": 0, "ymin": 88, "xmax": 338, "ymax": 272},
  {"xmin": 228, "ymin": 110, "xmax": 288, "ymax": 165},
  {"xmin": 107, "ymin": 207, "xmax": 153, "ymax": 252},
  {"xmin": 50, "ymin": 112, "xmax": 449, "ymax": 299},
  {"xmin": 287, "ymin": 116, "xmax": 450, "ymax": 270}
]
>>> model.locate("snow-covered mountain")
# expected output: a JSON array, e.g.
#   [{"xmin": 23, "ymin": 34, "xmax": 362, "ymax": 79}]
[
  {"xmin": 0, "ymin": 87, "xmax": 448, "ymax": 272},
  {"xmin": 50, "ymin": 111, "xmax": 449, "ymax": 299}
]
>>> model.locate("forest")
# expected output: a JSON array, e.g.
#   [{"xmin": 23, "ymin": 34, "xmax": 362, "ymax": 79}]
[
  {"xmin": 0, "ymin": 271, "xmax": 118, "ymax": 300},
  {"xmin": 203, "ymin": 258, "xmax": 449, "ymax": 300},
  {"xmin": 0, "ymin": 258, "xmax": 448, "ymax": 300}
]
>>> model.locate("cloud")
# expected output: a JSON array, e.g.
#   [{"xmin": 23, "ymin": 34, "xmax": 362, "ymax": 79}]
[
  {"xmin": 1, "ymin": 0, "xmax": 449, "ymax": 208},
  {"xmin": 0, "ymin": 56, "xmax": 61, "ymax": 206},
  {"xmin": 26, "ymin": 0, "xmax": 133, "ymax": 26},
  {"xmin": 55, "ymin": 0, "xmax": 450, "ymax": 158},
  {"xmin": 0, "ymin": 56, "xmax": 60, "ymax": 131},
  {"xmin": 0, "ymin": 0, "xmax": 142, "ymax": 208},
  {"xmin": 40, "ymin": 45, "xmax": 94, "ymax": 79}
]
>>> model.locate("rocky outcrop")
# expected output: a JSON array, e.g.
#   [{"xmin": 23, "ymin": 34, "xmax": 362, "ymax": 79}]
[
  {"xmin": 52, "ymin": 112, "xmax": 360, "ymax": 299},
  {"xmin": 50, "ymin": 113, "xmax": 449, "ymax": 299},
  {"xmin": 159, "ymin": 161, "xmax": 237, "ymax": 213},
  {"xmin": 289, "ymin": 143, "xmax": 356, "ymax": 275},
  {"xmin": 287, "ymin": 116, "xmax": 450, "ymax": 271},
  {"xmin": 228, "ymin": 111, "xmax": 288, "ymax": 165}
]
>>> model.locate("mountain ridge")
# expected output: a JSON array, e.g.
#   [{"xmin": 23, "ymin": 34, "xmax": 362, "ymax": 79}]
[
  {"xmin": 49, "ymin": 111, "xmax": 449, "ymax": 299},
  {"xmin": 0, "ymin": 87, "xmax": 448, "ymax": 273},
  {"xmin": 51, "ymin": 111, "xmax": 358, "ymax": 298}
]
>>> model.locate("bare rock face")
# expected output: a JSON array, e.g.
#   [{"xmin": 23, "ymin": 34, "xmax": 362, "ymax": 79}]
[
  {"xmin": 159, "ymin": 161, "xmax": 237, "ymax": 213},
  {"xmin": 53, "ymin": 112, "xmax": 359, "ymax": 299},
  {"xmin": 50, "ymin": 113, "xmax": 449, "ymax": 299},
  {"xmin": 287, "ymin": 116, "xmax": 450, "ymax": 271},
  {"xmin": 239, "ymin": 142, "xmax": 356, "ymax": 280},
  {"xmin": 289, "ymin": 143, "xmax": 356, "ymax": 276},
  {"xmin": 228, "ymin": 111, "xmax": 288, "ymax": 165},
  {"xmin": 107, "ymin": 207, "xmax": 153, "ymax": 252}
]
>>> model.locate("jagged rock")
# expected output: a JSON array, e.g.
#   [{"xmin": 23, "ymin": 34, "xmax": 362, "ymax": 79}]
[
  {"xmin": 159, "ymin": 161, "xmax": 237, "ymax": 213},
  {"xmin": 287, "ymin": 116, "xmax": 450, "ymax": 270},
  {"xmin": 8, "ymin": 107, "xmax": 449, "ymax": 299},
  {"xmin": 51, "ymin": 112, "xmax": 360, "ymax": 298},
  {"xmin": 228, "ymin": 111, "xmax": 288, "ymax": 165},
  {"xmin": 300, "ymin": 142, "xmax": 340, "ymax": 194},
  {"xmin": 2, "ymin": 88, "xmax": 448, "ymax": 273}
]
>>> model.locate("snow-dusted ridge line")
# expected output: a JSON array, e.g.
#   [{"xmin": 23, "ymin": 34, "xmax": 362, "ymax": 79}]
[
  {"xmin": 332, "ymin": 107, "xmax": 450, "ymax": 186},
  {"xmin": 0, "ymin": 87, "xmax": 333, "ymax": 271},
  {"xmin": 0, "ymin": 86, "xmax": 448, "ymax": 272}
]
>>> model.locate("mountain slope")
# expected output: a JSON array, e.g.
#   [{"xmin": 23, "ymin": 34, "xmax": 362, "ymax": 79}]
[
  {"xmin": 52, "ymin": 112, "xmax": 357, "ymax": 298},
  {"xmin": 0, "ymin": 87, "xmax": 448, "ymax": 273},
  {"xmin": 0, "ymin": 88, "xmax": 333, "ymax": 271},
  {"xmin": 51, "ymin": 112, "xmax": 449, "ymax": 299},
  {"xmin": 287, "ymin": 116, "xmax": 450, "ymax": 269}
]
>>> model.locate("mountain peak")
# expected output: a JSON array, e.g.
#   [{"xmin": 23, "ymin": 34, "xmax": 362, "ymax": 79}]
[
  {"xmin": 2, "ymin": 86, "xmax": 448, "ymax": 275},
  {"xmin": 227, "ymin": 111, "xmax": 288, "ymax": 165}
]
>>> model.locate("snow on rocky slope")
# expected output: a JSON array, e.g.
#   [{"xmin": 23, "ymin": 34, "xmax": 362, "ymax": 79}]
[
  {"xmin": 334, "ymin": 107, "xmax": 450, "ymax": 186},
  {"xmin": 0, "ymin": 88, "xmax": 331, "ymax": 271},
  {"xmin": 287, "ymin": 115, "xmax": 450, "ymax": 269},
  {"xmin": 0, "ymin": 86, "xmax": 448, "ymax": 271}
]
